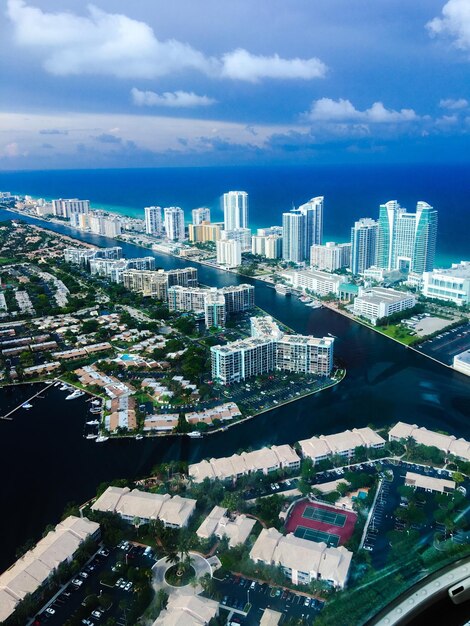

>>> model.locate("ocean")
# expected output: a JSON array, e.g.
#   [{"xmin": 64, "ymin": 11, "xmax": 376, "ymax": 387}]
[{"xmin": 0, "ymin": 163, "xmax": 468, "ymax": 266}]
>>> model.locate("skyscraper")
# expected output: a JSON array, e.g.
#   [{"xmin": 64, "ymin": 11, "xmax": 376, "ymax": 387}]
[
  {"xmin": 144, "ymin": 206, "xmax": 163, "ymax": 236},
  {"xmin": 216, "ymin": 239, "xmax": 242, "ymax": 268},
  {"xmin": 192, "ymin": 207, "xmax": 211, "ymax": 225},
  {"xmin": 52, "ymin": 198, "xmax": 90, "ymax": 219},
  {"xmin": 282, "ymin": 196, "xmax": 323, "ymax": 263},
  {"xmin": 223, "ymin": 191, "xmax": 248, "ymax": 230},
  {"xmin": 164, "ymin": 207, "xmax": 185, "ymax": 241},
  {"xmin": 350, "ymin": 218, "xmax": 379, "ymax": 275},
  {"xmin": 377, "ymin": 200, "xmax": 437, "ymax": 274}
]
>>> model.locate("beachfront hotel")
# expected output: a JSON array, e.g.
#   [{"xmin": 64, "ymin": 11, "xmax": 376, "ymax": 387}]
[{"xmin": 223, "ymin": 190, "xmax": 248, "ymax": 231}]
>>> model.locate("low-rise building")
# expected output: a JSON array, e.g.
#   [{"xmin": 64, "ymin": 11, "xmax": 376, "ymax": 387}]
[
  {"xmin": 0, "ymin": 516, "xmax": 99, "ymax": 623},
  {"xmin": 152, "ymin": 593, "xmax": 218, "ymax": 626},
  {"xmin": 404, "ymin": 472, "xmax": 455, "ymax": 494},
  {"xmin": 389, "ymin": 422, "xmax": 470, "ymax": 462},
  {"xmin": 353, "ymin": 287, "xmax": 416, "ymax": 324},
  {"xmin": 249, "ymin": 527, "xmax": 352, "ymax": 588},
  {"xmin": 299, "ymin": 427, "xmax": 385, "ymax": 464},
  {"xmin": 422, "ymin": 261, "xmax": 470, "ymax": 306},
  {"xmin": 196, "ymin": 506, "xmax": 256, "ymax": 547},
  {"xmin": 453, "ymin": 349, "xmax": 470, "ymax": 377},
  {"xmin": 189, "ymin": 444, "xmax": 300, "ymax": 483},
  {"xmin": 282, "ymin": 269, "xmax": 346, "ymax": 297},
  {"xmin": 91, "ymin": 486, "xmax": 196, "ymax": 528}
]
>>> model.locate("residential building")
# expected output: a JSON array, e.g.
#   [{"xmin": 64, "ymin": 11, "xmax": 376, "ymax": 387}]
[
  {"xmin": 223, "ymin": 191, "xmax": 248, "ymax": 230},
  {"xmin": 89, "ymin": 213, "xmax": 122, "ymax": 238},
  {"xmin": 250, "ymin": 527, "xmax": 352, "ymax": 588},
  {"xmin": 188, "ymin": 220, "xmax": 223, "ymax": 243},
  {"xmin": 257, "ymin": 226, "xmax": 283, "ymax": 237},
  {"xmin": 405, "ymin": 472, "xmax": 455, "ymax": 494},
  {"xmin": 422, "ymin": 261, "xmax": 470, "ymax": 306},
  {"xmin": 216, "ymin": 239, "xmax": 241, "ymax": 268},
  {"xmin": 220, "ymin": 284, "xmax": 255, "ymax": 313},
  {"xmin": 299, "ymin": 427, "xmax": 385, "ymax": 464},
  {"xmin": 196, "ymin": 506, "xmax": 256, "ymax": 547},
  {"xmin": 453, "ymin": 350, "xmax": 470, "ymax": 377},
  {"xmin": 64, "ymin": 248, "xmax": 97, "ymax": 264},
  {"xmin": 350, "ymin": 218, "xmax": 379, "ymax": 274},
  {"xmin": 204, "ymin": 289, "xmax": 226, "ymax": 328},
  {"xmin": 0, "ymin": 516, "xmax": 100, "ymax": 623},
  {"xmin": 52, "ymin": 198, "xmax": 90, "ymax": 219},
  {"xmin": 282, "ymin": 268, "xmax": 345, "ymax": 297},
  {"xmin": 122, "ymin": 269, "xmax": 168, "ymax": 299},
  {"xmin": 164, "ymin": 206, "xmax": 185, "ymax": 241},
  {"xmin": 377, "ymin": 200, "xmax": 438, "ymax": 274},
  {"xmin": 166, "ymin": 267, "xmax": 198, "ymax": 288},
  {"xmin": 310, "ymin": 242, "xmax": 351, "ymax": 272},
  {"xmin": 353, "ymin": 286, "xmax": 416, "ymax": 324},
  {"xmin": 388, "ymin": 422, "xmax": 470, "ymax": 462},
  {"xmin": 211, "ymin": 315, "xmax": 334, "ymax": 383},
  {"xmin": 189, "ymin": 444, "xmax": 300, "ymax": 483},
  {"xmin": 252, "ymin": 234, "xmax": 282, "ymax": 259},
  {"xmin": 144, "ymin": 206, "xmax": 163, "ymax": 236},
  {"xmin": 221, "ymin": 227, "xmax": 252, "ymax": 251},
  {"xmin": 192, "ymin": 207, "xmax": 211, "ymax": 225},
  {"xmin": 152, "ymin": 594, "xmax": 219, "ymax": 626},
  {"xmin": 91, "ymin": 486, "xmax": 196, "ymax": 528},
  {"xmin": 282, "ymin": 196, "xmax": 323, "ymax": 263},
  {"xmin": 168, "ymin": 286, "xmax": 207, "ymax": 313}
]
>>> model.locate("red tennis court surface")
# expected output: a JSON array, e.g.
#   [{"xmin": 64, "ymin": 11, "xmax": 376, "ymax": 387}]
[{"xmin": 285, "ymin": 499, "xmax": 357, "ymax": 546}]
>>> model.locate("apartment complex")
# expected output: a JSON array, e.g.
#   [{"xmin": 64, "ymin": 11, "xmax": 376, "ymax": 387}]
[
  {"xmin": 64, "ymin": 246, "xmax": 122, "ymax": 264},
  {"xmin": 282, "ymin": 196, "xmax": 323, "ymax": 263},
  {"xmin": 144, "ymin": 206, "xmax": 163, "ymax": 236},
  {"xmin": 310, "ymin": 241, "xmax": 351, "ymax": 272},
  {"xmin": 282, "ymin": 268, "xmax": 346, "ymax": 297},
  {"xmin": 389, "ymin": 422, "xmax": 470, "ymax": 462},
  {"xmin": 192, "ymin": 207, "xmax": 211, "ymax": 225},
  {"xmin": 163, "ymin": 206, "xmax": 185, "ymax": 241},
  {"xmin": 188, "ymin": 220, "xmax": 223, "ymax": 243},
  {"xmin": 123, "ymin": 267, "xmax": 198, "ymax": 300},
  {"xmin": 91, "ymin": 486, "xmax": 197, "ymax": 528},
  {"xmin": 422, "ymin": 261, "xmax": 470, "ymax": 306},
  {"xmin": 223, "ymin": 191, "xmax": 248, "ymax": 230},
  {"xmin": 353, "ymin": 287, "xmax": 416, "ymax": 324},
  {"xmin": 204, "ymin": 290, "xmax": 226, "ymax": 328},
  {"xmin": 89, "ymin": 256, "xmax": 155, "ymax": 283},
  {"xmin": 211, "ymin": 315, "xmax": 334, "ymax": 383},
  {"xmin": 196, "ymin": 506, "xmax": 256, "ymax": 547},
  {"xmin": 250, "ymin": 527, "xmax": 352, "ymax": 588},
  {"xmin": 252, "ymin": 234, "xmax": 283, "ymax": 259},
  {"xmin": 216, "ymin": 239, "xmax": 242, "ymax": 268},
  {"xmin": 299, "ymin": 427, "xmax": 385, "ymax": 464},
  {"xmin": 350, "ymin": 218, "xmax": 379, "ymax": 275},
  {"xmin": 52, "ymin": 198, "xmax": 90, "ymax": 218}
]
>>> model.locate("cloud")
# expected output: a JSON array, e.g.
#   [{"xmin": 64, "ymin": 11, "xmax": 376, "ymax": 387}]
[
  {"xmin": 305, "ymin": 98, "xmax": 418, "ymax": 123},
  {"xmin": 439, "ymin": 97, "xmax": 469, "ymax": 109},
  {"xmin": 93, "ymin": 133, "xmax": 122, "ymax": 144},
  {"xmin": 6, "ymin": 1, "xmax": 327, "ymax": 83},
  {"xmin": 131, "ymin": 88, "xmax": 216, "ymax": 107},
  {"xmin": 427, "ymin": 0, "xmax": 470, "ymax": 53},
  {"xmin": 220, "ymin": 49, "xmax": 327, "ymax": 82},
  {"xmin": 39, "ymin": 128, "xmax": 69, "ymax": 135},
  {"xmin": 7, "ymin": 0, "xmax": 215, "ymax": 79}
]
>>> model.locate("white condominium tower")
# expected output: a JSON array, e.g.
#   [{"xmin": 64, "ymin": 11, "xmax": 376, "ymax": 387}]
[
  {"xmin": 216, "ymin": 239, "xmax": 242, "ymax": 268},
  {"xmin": 144, "ymin": 206, "xmax": 163, "ymax": 236},
  {"xmin": 350, "ymin": 218, "xmax": 379, "ymax": 275},
  {"xmin": 192, "ymin": 207, "xmax": 211, "ymax": 225},
  {"xmin": 223, "ymin": 191, "xmax": 248, "ymax": 231},
  {"xmin": 377, "ymin": 200, "xmax": 437, "ymax": 274},
  {"xmin": 282, "ymin": 196, "xmax": 323, "ymax": 263},
  {"xmin": 52, "ymin": 198, "xmax": 90, "ymax": 219},
  {"xmin": 164, "ymin": 207, "xmax": 185, "ymax": 241}
]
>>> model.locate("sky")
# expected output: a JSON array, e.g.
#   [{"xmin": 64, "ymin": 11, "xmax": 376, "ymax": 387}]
[{"xmin": 0, "ymin": 0, "xmax": 469, "ymax": 169}]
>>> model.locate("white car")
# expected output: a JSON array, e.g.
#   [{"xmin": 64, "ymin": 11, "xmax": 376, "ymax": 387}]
[{"xmin": 46, "ymin": 607, "xmax": 56, "ymax": 615}]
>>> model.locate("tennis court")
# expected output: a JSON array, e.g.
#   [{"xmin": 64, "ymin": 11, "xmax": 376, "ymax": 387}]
[
  {"xmin": 294, "ymin": 525, "xmax": 340, "ymax": 547},
  {"xmin": 302, "ymin": 505, "xmax": 347, "ymax": 528}
]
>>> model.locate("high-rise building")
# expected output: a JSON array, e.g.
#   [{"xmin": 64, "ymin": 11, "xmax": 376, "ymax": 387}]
[
  {"xmin": 204, "ymin": 290, "xmax": 226, "ymax": 329},
  {"xmin": 220, "ymin": 228, "xmax": 252, "ymax": 252},
  {"xmin": 220, "ymin": 284, "xmax": 255, "ymax": 313},
  {"xmin": 52, "ymin": 198, "xmax": 90, "ymax": 219},
  {"xmin": 350, "ymin": 218, "xmax": 379, "ymax": 275},
  {"xmin": 164, "ymin": 207, "xmax": 185, "ymax": 241},
  {"xmin": 192, "ymin": 207, "xmax": 211, "ymax": 225},
  {"xmin": 282, "ymin": 196, "xmax": 323, "ymax": 263},
  {"xmin": 216, "ymin": 239, "xmax": 242, "ymax": 268},
  {"xmin": 223, "ymin": 191, "xmax": 248, "ymax": 230},
  {"xmin": 310, "ymin": 242, "xmax": 351, "ymax": 272},
  {"xmin": 144, "ymin": 206, "xmax": 163, "ymax": 236},
  {"xmin": 252, "ymin": 234, "xmax": 282, "ymax": 259},
  {"xmin": 188, "ymin": 221, "xmax": 223, "ymax": 243},
  {"xmin": 88, "ymin": 212, "xmax": 122, "ymax": 238},
  {"xmin": 257, "ymin": 226, "xmax": 283, "ymax": 237},
  {"xmin": 377, "ymin": 200, "xmax": 437, "ymax": 274}
]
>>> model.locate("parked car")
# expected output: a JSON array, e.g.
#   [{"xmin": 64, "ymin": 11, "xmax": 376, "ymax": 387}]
[{"xmin": 45, "ymin": 608, "xmax": 56, "ymax": 615}]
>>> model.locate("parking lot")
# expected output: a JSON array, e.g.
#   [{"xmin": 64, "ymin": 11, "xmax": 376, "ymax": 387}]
[
  {"xmin": 415, "ymin": 322, "xmax": 470, "ymax": 365},
  {"xmin": 211, "ymin": 575, "xmax": 324, "ymax": 625},
  {"xmin": 32, "ymin": 542, "xmax": 156, "ymax": 626}
]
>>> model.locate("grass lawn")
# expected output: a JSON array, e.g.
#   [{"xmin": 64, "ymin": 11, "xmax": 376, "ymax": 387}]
[{"xmin": 376, "ymin": 324, "xmax": 416, "ymax": 345}]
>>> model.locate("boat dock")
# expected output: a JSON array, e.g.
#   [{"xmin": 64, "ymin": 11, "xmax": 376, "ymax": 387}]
[{"xmin": 0, "ymin": 381, "xmax": 56, "ymax": 421}]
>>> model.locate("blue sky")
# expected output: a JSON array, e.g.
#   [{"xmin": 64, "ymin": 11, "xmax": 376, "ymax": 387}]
[{"xmin": 1, "ymin": 0, "xmax": 469, "ymax": 168}]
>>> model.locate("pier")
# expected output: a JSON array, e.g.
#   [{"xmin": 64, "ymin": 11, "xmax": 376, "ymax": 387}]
[{"xmin": 0, "ymin": 381, "xmax": 56, "ymax": 421}]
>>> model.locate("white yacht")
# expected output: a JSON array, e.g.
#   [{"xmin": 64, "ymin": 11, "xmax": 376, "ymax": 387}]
[
  {"xmin": 86, "ymin": 419, "xmax": 100, "ymax": 426},
  {"xmin": 188, "ymin": 431, "xmax": 202, "ymax": 438},
  {"xmin": 21, "ymin": 402, "xmax": 33, "ymax": 409},
  {"xmin": 95, "ymin": 435, "xmax": 109, "ymax": 443},
  {"xmin": 65, "ymin": 389, "xmax": 85, "ymax": 400}
]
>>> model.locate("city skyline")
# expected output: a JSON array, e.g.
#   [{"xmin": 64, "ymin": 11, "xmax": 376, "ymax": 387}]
[{"xmin": 1, "ymin": 1, "xmax": 470, "ymax": 169}]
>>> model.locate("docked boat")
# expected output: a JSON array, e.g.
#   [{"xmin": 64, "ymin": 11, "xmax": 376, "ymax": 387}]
[
  {"xmin": 275, "ymin": 284, "xmax": 291, "ymax": 296},
  {"xmin": 89, "ymin": 407, "xmax": 101, "ymax": 414},
  {"xmin": 59, "ymin": 384, "xmax": 69, "ymax": 391},
  {"xmin": 86, "ymin": 419, "xmax": 99, "ymax": 426},
  {"xmin": 86, "ymin": 433, "xmax": 98, "ymax": 439},
  {"xmin": 187, "ymin": 431, "xmax": 202, "ymax": 438},
  {"xmin": 21, "ymin": 402, "xmax": 33, "ymax": 409},
  {"xmin": 95, "ymin": 435, "xmax": 109, "ymax": 443},
  {"xmin": 65, "ymin": 389, "xmax": 85, "ymax": 400},
  {"xmin": 135, "ymin": 434, "xmax": 144, "ymax": 440},
  {"xmin": 91, "ymin": 399, "xmax": 101, "ymax": 406}
]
